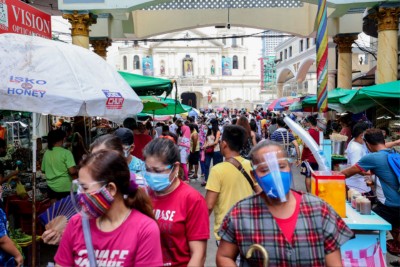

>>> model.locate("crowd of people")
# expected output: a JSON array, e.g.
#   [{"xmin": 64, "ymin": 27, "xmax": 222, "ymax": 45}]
[{"xmin": 1, "ymin": 107, "xmax": 399, "ymax": 266}]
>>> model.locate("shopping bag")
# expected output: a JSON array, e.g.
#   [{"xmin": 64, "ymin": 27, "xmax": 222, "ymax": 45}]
[
  {"xmin": 342, "ymin": 242, "xmax": 386, "ymax": 267},
  {"xmin": 15, "ymin": 182, "xmax": 28, "ymax": 199}
]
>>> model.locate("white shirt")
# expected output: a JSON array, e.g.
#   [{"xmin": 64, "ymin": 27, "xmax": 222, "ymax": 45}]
[{"xmin": 345, "ymin": 139, "xmax": 370, "ymax": 193}]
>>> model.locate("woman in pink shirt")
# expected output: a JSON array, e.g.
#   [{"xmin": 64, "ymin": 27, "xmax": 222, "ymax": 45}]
[{"xmin": 55, "ymin": 150, "xmax": 163, "ymax": 267}]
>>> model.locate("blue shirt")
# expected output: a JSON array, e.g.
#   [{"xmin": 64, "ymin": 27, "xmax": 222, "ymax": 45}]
[
  {"xmin": 356, "ymin": 149, "xmax": 400, "ymax": 207},
  {"xmin": 0, "ymin": 208, "xmax": 13, "ymax": 266},
  {"xmin": 270, "ymin": 128, "xmax": 295, "ymax": 146}
]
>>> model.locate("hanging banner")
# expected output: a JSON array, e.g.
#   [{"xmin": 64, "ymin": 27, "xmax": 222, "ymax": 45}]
[
  {"xmin": 0, "ymin": 0, "xmax": 51, "ymax": 39},
  {"xmin": 142, "ymin": 57, "xmax": 154, "ymax": 76},
  {"xmin": 222, "ymin": 57, "xmax": 232, "ymax": 76}
]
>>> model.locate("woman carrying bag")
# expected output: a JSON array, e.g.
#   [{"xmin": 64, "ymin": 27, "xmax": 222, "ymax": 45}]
[{"xmin": 203, "ymin": 119, "xmax": 222, "ymax": 186}]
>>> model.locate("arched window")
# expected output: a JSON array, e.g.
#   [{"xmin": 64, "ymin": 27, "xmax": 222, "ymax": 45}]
[
  {"xmin": 233, "ymin": 55, "xmax": 238, "ymax": 69},
  {"xmin": 123, "ymin": 56, "xmax": 127, "ymax": 70},
  {"xmin": 243, "ymin": 56, "xmax": 246, "ymax": 70},
  {"xmin": 134, "ymin": 55, "xmax": 140, "ymax": 70}
]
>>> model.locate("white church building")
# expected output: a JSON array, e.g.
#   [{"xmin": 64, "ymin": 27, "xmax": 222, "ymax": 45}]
[{"xmin": 114, "ymin": 27, "xmax": 272, "ymax": 110}]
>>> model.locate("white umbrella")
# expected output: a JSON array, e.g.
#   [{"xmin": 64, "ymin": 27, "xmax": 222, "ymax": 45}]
[
  {"xmin": 0, "ymin": 33, "xmax": 143, "ymax": 117},
  {"xmin": 0, "ymin": 33, "xmax": 143, "ymax": 264}
]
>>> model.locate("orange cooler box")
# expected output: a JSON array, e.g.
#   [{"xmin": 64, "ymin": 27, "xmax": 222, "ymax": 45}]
[{"xmin": 311, "ymin": 171, "xmax": 346, "ymax": 217}]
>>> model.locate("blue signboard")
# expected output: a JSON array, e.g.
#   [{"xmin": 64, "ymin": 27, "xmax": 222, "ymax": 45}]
[
  {"xmin": 222, "ymin": 57, "xmax": 232, "ymax": 76},
  {"xmin": 142, "ymin": 57, "xmax": 154, "ymax": 76}
]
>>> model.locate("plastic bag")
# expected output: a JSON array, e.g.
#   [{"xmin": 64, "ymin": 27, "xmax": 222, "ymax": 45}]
[
  {"xmin": 342, "ymin": 242, "xmax": 386, "ymax": 267},
  {"xmin": 15, "ymin": 182, "xmax": 27, "ymax": 199}
]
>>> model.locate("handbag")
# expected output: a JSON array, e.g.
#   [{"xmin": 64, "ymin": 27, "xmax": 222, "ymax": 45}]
[
  {"xmin": 341, "ymin": 241, "xmax": 386, "ymax": 267},
  {"xmin": 205, "ymin": 146, "xmax": 214, "ymax": 154}
]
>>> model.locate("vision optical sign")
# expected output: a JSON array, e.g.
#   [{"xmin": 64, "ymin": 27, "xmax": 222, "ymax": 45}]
[
  {"xmin": 0, "ymin": 0, "xmax": 51, "ymax": 39},
  {"xmin": 63, "ymin": 0, "xmax": 104, "ymax": 3}
]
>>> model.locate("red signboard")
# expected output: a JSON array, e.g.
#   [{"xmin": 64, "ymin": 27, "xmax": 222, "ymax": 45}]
[{"xmin": 0, "ymin": 0, "xmax": 51, "ymax": 39}]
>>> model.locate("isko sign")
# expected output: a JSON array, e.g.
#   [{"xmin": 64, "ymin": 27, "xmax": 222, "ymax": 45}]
[
  {"xmin": 0, "ymin": 0, "xmax": 51, "ymax": 39},
  {"xmin": 8, "ymin": 75, "xmax": 47, "ymax": 98}
]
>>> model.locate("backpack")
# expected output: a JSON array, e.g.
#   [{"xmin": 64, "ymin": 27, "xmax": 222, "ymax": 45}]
[{"xmin": 386, "ymin": 149, "xmax": 400, "ymax": 192}]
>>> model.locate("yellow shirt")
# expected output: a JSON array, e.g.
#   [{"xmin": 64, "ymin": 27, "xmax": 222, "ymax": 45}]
[{"xmin": 206, "ymin": 156, "xmax": 254, "ymax": 240}]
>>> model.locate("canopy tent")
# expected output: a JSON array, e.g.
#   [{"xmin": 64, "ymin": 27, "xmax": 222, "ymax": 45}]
[
  {"xmin": 339, "ymin": 80, "xmax": 400, "ymax": 114},
  {"xmin": 302, "ymin": 88, "xmax": 354, "ymax": 107},
  {"xmin": 268, "ymin": 97, "xmax": 298, "ymax": 111},
  {"xmin": 119, "ymin": 71, "xmax": 175, "ymax": 97},
  {"xmin": 139, "ymin": 96, "xmax": 190, "ymax": 116}
]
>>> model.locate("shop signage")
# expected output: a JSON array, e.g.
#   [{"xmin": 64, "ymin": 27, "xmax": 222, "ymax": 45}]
[
  {"xmin": 0, "ymin": 0, "xmax": 51, "ymax": 39},
  {"xmin": 103, "ymin": 90, "xmax": 124, "ymax": 110},
  {"xmin": 7, "ymin": 75, "xmax": 47, "ymax": 98},
  {"xmin": 63, "ymin": 0, "xmax": 104, "ymax": 3}
]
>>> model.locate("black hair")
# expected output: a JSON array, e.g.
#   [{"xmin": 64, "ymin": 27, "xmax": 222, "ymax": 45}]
[
  {"xmin": 208, "ymin": 119, "xmax": 220, "ymax": 137},
  {"xmin": 47, "ymin": 129, "xmax": 66, "ymax": 150},
  {"xmin": 305, "ymin": 115, "xmax": 317, "ymax": 126},
  {"xmin": 379, "ymin": 127, "xmax": 390, "ymax": 137},
  {"xmin": 222, "ymin": 125, "xmax": 246, "ymax": 152},
  {"xmin": 271, "ymin": 118, "xmax": 277, "ymax": 125},
  {"xmin": 364, "ymin": 128, "xmax": 385, "ymax": 145},
  {"xmin": 60, "ymin": 122, "xmax": 72, "ymax": 133},
  {"xmin": 123, "ymin": 117, "xmax": 137, "ymax": 130},
  {"xmin": 249, "ymin": 120, "xmax": 257, "ymax": 132},
  {"xmin": 352, "ymin": 122, "xmax": 368, "ymax": 139},
  {"xmin": 162, "ymin": 125, "xmax": 170, "ymax": 133},
  {"xmin": 143, "ymin": 138, "xmax": 180, "ymax": 165},
  {"xmin": 331, "ymin": 121, "xmax": 341, "ymax": 132},
  {"xmin": 90, "ymin": 134, "xmax": 124, "ymax": 156},
  {"xmin": 277, "ymin": 118, "xmax": 286, "ymax": 127}
]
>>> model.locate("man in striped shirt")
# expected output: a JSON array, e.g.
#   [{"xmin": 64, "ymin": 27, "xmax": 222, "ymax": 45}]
[{"xmin": 270, "ymin": 118, "xmax": 300, "ymax": 164}]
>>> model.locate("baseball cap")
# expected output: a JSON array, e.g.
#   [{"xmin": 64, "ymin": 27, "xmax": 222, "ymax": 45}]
[{"xmin": 114, "ymin": 128, "xmax": 134, "ymax": 145}]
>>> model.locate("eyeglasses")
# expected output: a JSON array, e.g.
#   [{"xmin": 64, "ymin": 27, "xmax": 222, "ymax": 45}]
[
  {"xmin": 71, "ymin": 179, "xmax": 107, "ymax": 193},
  {"xmin": 144, "ymin": 164, "xmax": 172, "ymax": 174}
]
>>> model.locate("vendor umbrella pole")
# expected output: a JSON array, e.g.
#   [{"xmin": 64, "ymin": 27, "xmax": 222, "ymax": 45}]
[
  {"xmin": 174, "ymin": 82, "xmax": 178, "ymax": 117},
  {"xmin": 31, "ymin": 113, "xmax": 37, "ymax": 267}
]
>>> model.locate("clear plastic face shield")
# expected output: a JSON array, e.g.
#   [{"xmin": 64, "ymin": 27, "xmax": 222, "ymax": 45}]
[{"xmin": 251, "ymin": 151, "xmax": 292, "ymax": 202}]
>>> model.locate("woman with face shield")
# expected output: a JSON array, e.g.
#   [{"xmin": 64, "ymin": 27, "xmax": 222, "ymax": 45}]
[
  {"xmin": 143, "ymin": 138, "xmax": 209, "ymax": 267},
  {"xmin": 217, "ymin": 140, "xmax": 354, "ymax": 267},
  {"xmin": 54, "ymin": 150, "xmax": 163, "ymax": 267}
]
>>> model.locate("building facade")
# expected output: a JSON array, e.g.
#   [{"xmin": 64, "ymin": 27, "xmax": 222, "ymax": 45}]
[{"xmin": 114, "ymin": 27, "xmax": 269, "ymax": 110}]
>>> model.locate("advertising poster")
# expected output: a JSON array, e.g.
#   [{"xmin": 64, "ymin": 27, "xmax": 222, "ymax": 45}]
[
  {"xmin": 142, "ymin": 57, "xmax": 154, "ymax": 76},
  {"xmin": 0, "ymin": 0, "xmax": 51, "ymax": 39},
  {"xmin": 222, "ymin": 57, "xmax": 232, "ymax": 76}
]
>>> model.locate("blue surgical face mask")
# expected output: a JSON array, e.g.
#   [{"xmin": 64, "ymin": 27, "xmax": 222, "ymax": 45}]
[
  {"xmin": 208, "ymin": 125, "xmax": 212, "ymax": 129},
  {"xmin": 254, "ymin": 171, "xmax": 292, "ymax": 199},
  {"xmin": 144, "ymin": 168, "xmax": 173, "ymax": 192}
]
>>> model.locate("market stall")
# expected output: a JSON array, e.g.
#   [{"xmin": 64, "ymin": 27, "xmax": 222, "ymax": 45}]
[{"xmin": 0, "ymin": 33, "xmax": 143, "ymax": 266}]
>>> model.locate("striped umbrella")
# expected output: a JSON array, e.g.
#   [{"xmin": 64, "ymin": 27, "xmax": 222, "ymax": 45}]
[{"xmin": 316, "ymin": 0, "xmax": 328, "ymax": 113}]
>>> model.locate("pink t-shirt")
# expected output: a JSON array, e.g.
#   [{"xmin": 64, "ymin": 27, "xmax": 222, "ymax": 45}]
[
  {"xmin": 274, "ymin": 191, "xmax": 302, "ymax": 244},
  {"xmin": 151, "ymin": 181, "xmax": 209, "ymax": 267},
  {"xmin": 55, "ymin": 210, "xmax": 163, "ymax": 267}
]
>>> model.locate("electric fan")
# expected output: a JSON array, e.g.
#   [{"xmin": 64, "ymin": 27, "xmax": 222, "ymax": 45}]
[{"xmin": 38, "ymin": 195, "xmax": 78, "ymax": 232}]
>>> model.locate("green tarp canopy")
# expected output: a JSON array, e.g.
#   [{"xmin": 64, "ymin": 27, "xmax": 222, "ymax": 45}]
[
  {"xmin": 302, "ymin": 88, "xmax": 354, "ymax": 107},
  {"xmin": 339, "ymin": 80, "xmax": 400, "ymax": 113},
  {"xmin": 139, "ymin": 96, "xmax": 191, "ymax": 116},
  {"xmin": 119, "ymin": 71, "xmax": 174, "ymax": 97},
  {"xmin": 300, "ymin": 81, "xmax": 400, "ymax": 113}
]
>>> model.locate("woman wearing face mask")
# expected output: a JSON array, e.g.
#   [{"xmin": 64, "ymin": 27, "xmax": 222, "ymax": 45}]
[
  {"xmin": 217, "ymin": 140, "xmax": 354, "ymax": 266},
  {"xmin": 143, "ymin": 138, "xmax": 209, "ymax": 267},
  {"xmin": 203, "ymin": 118, "xmax": 222, "ymax": 186},
  {"xmin": 42, "ymin": 133, "xmax": 147, "ymax": 246},
  {"xmin": 54, "ymin": 150, "xmax": 163, "ymax": 267}
]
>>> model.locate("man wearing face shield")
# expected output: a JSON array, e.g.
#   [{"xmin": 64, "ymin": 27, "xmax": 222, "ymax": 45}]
[{"xmin": 217, "ymin": 140, "xmax": 354, "ymax": 267}]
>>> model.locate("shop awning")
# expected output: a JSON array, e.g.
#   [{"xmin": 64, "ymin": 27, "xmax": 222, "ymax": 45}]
[
  {"xmin": 119, "ymin": 71, "xmax": 174, "ymax": 97},
  {"xmin": 339, "ymin": 80, "xmax": 400, "ymax": 114},
  {"xmin": 139, "ymin": 96, "xmax": 189, "ymax": 116}
]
